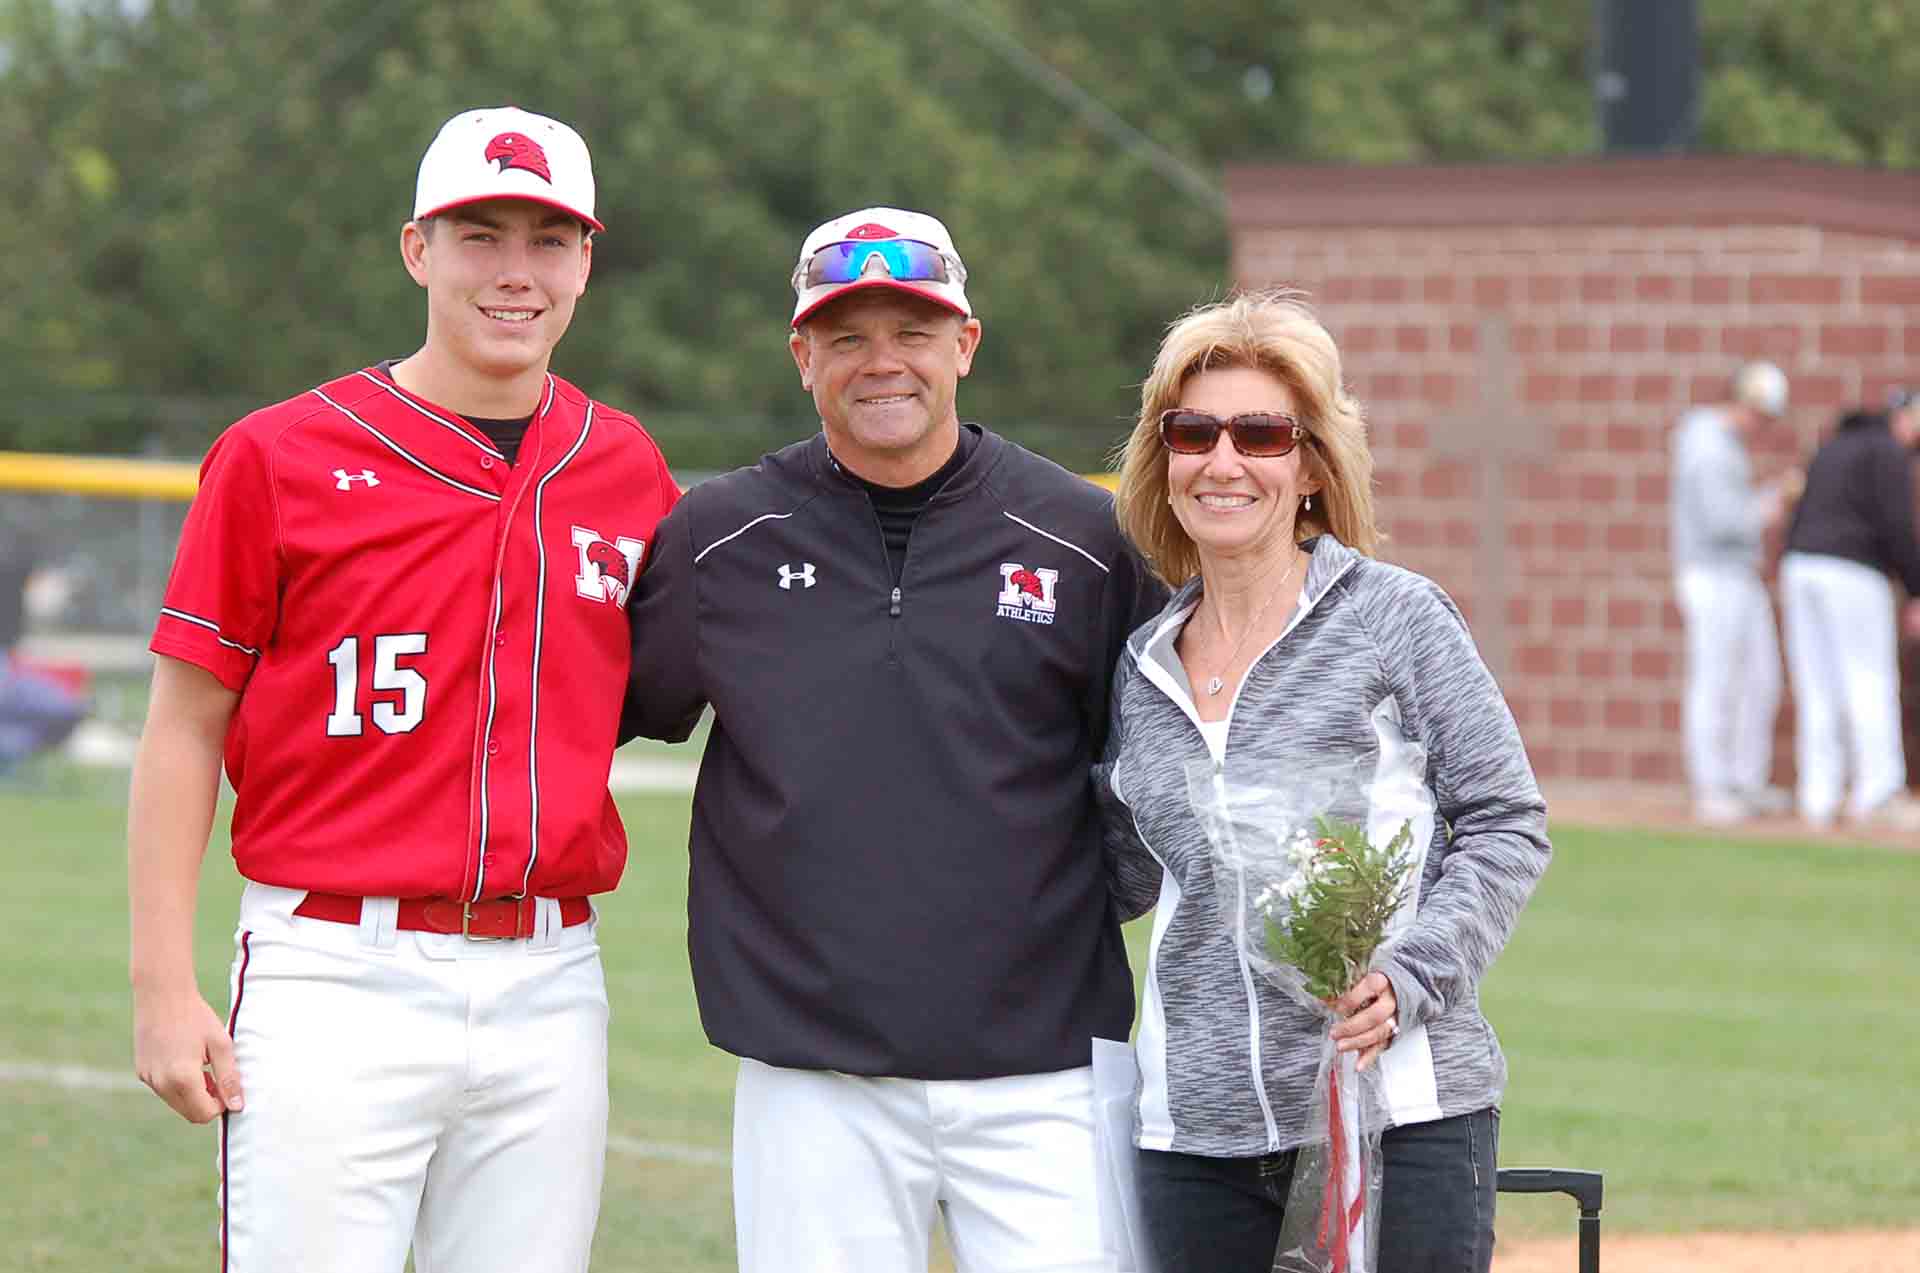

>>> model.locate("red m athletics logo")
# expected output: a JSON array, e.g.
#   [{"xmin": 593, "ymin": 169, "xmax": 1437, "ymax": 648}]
[{"xmin": 996, "ymin": 563, "xmax": 1059, "ymax": 625}]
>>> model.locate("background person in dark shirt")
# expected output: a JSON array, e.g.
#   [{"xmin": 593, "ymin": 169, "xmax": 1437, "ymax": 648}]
[{"xmin": 1779, "ymin": 390, "xmax": 1920, "ymax": 830}]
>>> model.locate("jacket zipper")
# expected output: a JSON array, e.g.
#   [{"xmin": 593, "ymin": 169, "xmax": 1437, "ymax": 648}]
[
  {"xmin": 861, "ymin": 492, "xmax": 919, "ymax": 626},
  {"xmin": 1218, "ymin": 558, "xmax": 1357, "ymax": 1147},
  {"xmin": 1216, "ymin": 767, "xmax": 1282, "ymax": 1149},
  {"xmin": 859, "ymin": 497, "xmax": 900, "ymax": 613}
]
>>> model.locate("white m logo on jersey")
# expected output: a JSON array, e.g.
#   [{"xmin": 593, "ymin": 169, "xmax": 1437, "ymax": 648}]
[{"xmin": 571, "ymin": 526, "xmax": 647, "ymax": 608}]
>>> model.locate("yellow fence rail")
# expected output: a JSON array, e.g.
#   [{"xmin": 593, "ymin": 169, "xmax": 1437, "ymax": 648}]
[
  {"xmin": 0, "ymin": 450, "xmax": 200, "ymax": 500},
  {"xmin": 0, "ymin": 449, "xmax": 1116, "ymax": 501}
]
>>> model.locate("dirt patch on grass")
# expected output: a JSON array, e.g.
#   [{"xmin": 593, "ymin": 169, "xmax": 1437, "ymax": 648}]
[{"xmin": 1493, "ymin": 1227, "xmax": 1920, "ymax": 1272}]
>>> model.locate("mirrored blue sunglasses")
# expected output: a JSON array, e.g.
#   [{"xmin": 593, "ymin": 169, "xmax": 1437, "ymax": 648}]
[{"xmin": 792, "ymin": 238, "xmax": 966, "ymax": 291}]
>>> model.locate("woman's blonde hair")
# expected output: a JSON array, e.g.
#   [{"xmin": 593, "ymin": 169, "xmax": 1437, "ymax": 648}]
[{"xmin": 1113, "ymin": 289, "xmax": 1379, "ymax": 585}]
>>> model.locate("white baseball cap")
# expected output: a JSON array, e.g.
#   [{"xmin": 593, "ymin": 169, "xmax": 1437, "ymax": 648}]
[
  {"xmin": 1732, "ymin": 360, "xmax": 1788, "ymax": 418},
  {"xmin": 413, "ymin": 106, "xmax": 603, "ymax": 233},
  {"xmin": 790, "ymin": 207, "xmax": 971, "ymax": 327}
]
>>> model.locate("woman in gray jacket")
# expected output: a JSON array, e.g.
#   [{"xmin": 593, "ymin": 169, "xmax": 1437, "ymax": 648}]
[{"xmin": 1096, "ymin": 292, "xmax": 1551, "ymax": 1273}]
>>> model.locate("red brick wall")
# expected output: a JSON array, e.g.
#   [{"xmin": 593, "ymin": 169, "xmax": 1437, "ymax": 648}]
[{"xmin": 1226, "ymin": 160, "xmax": 1920, "ymax": 791}]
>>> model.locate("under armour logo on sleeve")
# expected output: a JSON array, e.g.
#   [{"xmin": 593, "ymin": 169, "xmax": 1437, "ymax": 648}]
[
  {"xmin": 333, "ymin": 469, "xmax": 381, "ymax": 490},
  {"xmin": 777, "ymin": 563, "xmax": 816, "ymax": 590}
]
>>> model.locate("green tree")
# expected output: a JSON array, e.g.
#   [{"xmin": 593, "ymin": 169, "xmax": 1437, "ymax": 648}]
[{"xmin": 1700, "ymin": 0, "xmax": 1920, "ymax": 165}]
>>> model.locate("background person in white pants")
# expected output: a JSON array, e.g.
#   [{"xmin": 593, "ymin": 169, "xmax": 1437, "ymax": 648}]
[
  {"xmin": 1668, "ymin": 361, "xmax": 1802, "ymax": 824},
  {"xmin": 1779, "ymin": 390, "xmax": 1920, "ymax": 830}
]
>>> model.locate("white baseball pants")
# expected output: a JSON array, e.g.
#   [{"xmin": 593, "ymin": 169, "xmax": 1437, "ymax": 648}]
[
  {"xmin": 219, "ymin": 883, "xmax": 608, "ymax": 1273},
  {"xmin": 1675, "ymin": 566, "xmax": 1783, "ymax": 798},
  {"xmin": 732, "ymin": 1058, "xmax": 1114, "ymax": 1273},
  {"xmin": 1780, "ymin": 553, "xmax": 1907, "ymax": 823}
]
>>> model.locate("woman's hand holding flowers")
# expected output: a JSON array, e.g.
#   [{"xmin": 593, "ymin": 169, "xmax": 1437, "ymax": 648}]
[{"xmin": 1330, "ymin": 970, "xmax": 1398, "ymax": 1074}]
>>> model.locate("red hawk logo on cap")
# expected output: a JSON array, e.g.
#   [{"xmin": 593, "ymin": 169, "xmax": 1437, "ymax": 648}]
[
  {"xmin": 843, "ymin": 222, "xmax": 901, "ymax": 240},
  {"xmin": 484, "ymin": 132, "xmax": 553, "ymax": 184}
]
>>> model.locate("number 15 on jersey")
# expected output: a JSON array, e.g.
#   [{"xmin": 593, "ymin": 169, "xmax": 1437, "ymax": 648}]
[{"xmin": 326, "ymin": 633, "xmax": 429, "ymax": 736}]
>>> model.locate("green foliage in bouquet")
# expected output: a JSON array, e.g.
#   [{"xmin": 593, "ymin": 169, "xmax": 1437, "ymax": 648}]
[{"xmin": 1264, "ymin": 815, "xmax": 1417, "ymax": 1001}]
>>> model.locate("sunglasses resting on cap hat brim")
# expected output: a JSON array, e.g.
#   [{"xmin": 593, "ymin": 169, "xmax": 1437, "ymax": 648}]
[{"xmin": 791, "ymin": 279, "xmax": 969, "ymax": 327}]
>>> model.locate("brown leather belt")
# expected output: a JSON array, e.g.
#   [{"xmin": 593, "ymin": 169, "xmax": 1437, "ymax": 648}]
[{"xmin": 294, "ymin": 891, "xmax": 592, "ymax": 940}]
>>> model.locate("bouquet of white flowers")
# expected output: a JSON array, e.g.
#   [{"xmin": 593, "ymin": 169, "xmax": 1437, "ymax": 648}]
[{"xmin": 1186, "ymin": 744, "xmax": 1435, "ymax": 1273}]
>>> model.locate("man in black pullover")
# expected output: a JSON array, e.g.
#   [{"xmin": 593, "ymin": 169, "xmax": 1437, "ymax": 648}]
[
  {"xmin": 623, "ymin": 207, "xmax": 1163, "ymax": 1273},
  {"xmin": 1779, "ymin": 389, "xmax": 1920, "ymax": 829}
]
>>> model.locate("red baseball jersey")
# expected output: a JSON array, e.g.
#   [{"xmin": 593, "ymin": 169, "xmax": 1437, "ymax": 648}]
[{"xmin": 151, "ymin": 367, "xmax": 678, "ymax": 901}]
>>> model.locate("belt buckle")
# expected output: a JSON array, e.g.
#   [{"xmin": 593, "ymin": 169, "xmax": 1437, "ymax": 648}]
[{"xmin": 460, "ymin": 898, "xmax": 510, "ymax": 942}]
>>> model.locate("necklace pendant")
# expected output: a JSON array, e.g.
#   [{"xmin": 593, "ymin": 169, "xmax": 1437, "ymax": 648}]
[{"xmin": 1206, "ymin": 676, "xmax": 1225, "ymax": 696}]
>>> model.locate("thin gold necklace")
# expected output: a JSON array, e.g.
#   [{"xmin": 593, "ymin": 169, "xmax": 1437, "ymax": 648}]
[{"xmin": 1202, "ymin": 548, "xmax": 1305, "ymax": 697}]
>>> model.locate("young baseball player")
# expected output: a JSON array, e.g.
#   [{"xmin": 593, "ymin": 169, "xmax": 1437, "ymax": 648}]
[
  {"xmin": 128, "ymin": 106, "xmax": 677, "ymax": 1271},
  {"xmin": 622, "ymin": 208, "xmax": 1166, "ymax": 1273}
]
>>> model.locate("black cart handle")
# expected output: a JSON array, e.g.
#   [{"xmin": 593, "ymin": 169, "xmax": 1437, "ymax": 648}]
[{"xmin": 1496, "ymin": 1167, "xmax": 1604, "ymax": 1214}]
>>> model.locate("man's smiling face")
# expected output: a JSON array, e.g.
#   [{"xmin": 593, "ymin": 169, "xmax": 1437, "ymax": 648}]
[{"xmin": 789, "ymin": 288, "xmax": 981, "ymax": 486}]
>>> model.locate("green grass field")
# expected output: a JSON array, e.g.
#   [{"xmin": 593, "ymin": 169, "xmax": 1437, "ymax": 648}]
[{"xmin": 3, "ymin": 786, "xmax": 1916, "ymax": 1271}]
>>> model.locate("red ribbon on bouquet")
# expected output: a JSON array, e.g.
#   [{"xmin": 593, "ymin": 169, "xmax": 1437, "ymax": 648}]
[{"xmin": 1316, "ymin": 1058, "xmax": 1367, "ymax": 1273}]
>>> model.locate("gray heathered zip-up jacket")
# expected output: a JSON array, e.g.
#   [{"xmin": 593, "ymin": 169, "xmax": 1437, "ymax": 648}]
[{"xmin": 1094, "ymin": 535, "xmax": 1550, "ymax": 1157}]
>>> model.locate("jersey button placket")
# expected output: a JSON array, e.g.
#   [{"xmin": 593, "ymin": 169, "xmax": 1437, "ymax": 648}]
[{"xmin": 486, "ymin": 738, "xmax": 500, "ymax": 756}]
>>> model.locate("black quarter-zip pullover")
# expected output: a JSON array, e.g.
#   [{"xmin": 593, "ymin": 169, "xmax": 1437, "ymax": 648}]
[{"xmin": 622, "ymin": 426, "xmax": 1165, "ymax": 1078}]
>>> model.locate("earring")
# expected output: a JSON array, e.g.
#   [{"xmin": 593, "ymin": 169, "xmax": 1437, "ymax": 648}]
[{"xmin": 1304, "ymin": 495, "xmax": 1313, "ymax": 513}]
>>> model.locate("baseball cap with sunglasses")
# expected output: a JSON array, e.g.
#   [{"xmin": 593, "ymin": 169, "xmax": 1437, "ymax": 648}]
[
  {"xmin": 1159, "ymin": 409, "xmax": 1305, "ymax": 458},
  {"xmin": 790, "ymin": 207, "xmax": 972, "ymax": 326}
]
